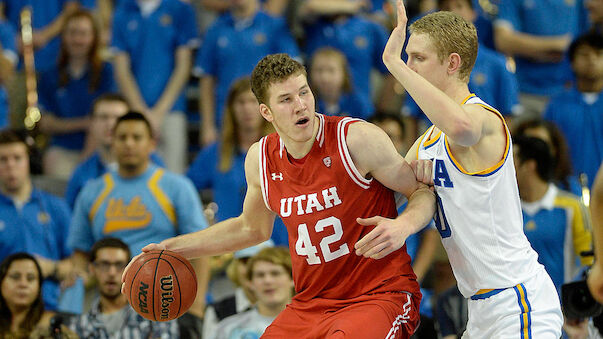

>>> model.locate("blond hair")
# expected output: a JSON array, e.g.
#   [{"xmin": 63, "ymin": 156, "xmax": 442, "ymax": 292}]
[
  {"xmin": 409, "ymin": 11, "xmax": 477, "ymax": 82},
  {"xmin": 251, "ymin": 53, "xmax": 306, "ymax": 105},
  {"xmin": 246, "ymin": 247, "xmax": 292, "ymax": 281}
]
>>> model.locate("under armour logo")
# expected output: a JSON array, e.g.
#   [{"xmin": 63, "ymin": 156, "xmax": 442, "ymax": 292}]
[
  {"xmin": 323, "ymin": 157, "xmax": 331, "ymax": 168},
  {"xmin": 271, "ymin": 172, "xmax": 283, "ymax": 181}
]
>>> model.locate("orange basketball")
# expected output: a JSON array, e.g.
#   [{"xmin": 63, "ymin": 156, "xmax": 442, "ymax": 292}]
[{"xmin": 123, "ymin": 250, "xmax": 197, "ymax": 321}]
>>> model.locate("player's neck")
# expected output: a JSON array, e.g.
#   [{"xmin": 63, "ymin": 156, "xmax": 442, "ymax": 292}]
[
  {"xmin": 520, "ymin": 178, "xmax": 549, "ymax": 203},
  {"xmin": 576, "ymin": 77, "xmax": 603, "ymax": 93},
  {"xmin": 445, "ymin": 82, "xmax": 472, "ymax": 105},
  {"xmin": 100, "ymin": 294, "xmax": 128, "ymax": 314}
]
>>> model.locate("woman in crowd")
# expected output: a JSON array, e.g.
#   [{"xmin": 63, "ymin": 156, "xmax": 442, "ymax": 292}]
[{"xmin": 38, "ymin": 9, "xmax": 114, "ymax": 179}]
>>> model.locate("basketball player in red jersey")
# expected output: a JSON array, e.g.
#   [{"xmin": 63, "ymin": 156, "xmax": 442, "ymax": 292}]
[{"xmin": 123, "ymin": 53, "xmax": 436, "ymax": 338}]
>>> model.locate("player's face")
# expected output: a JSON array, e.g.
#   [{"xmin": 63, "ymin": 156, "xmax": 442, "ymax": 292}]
[
  {"xmin": 261, "ymin": 73, "xmax": 317, "ymax": 143},
  {"xmin": 233, "ymin": 89, "xmax": 263, "ymax": 133},
  {"xmin": 439, "ymin": 0, "xmax": 476, "ymax": 22},
  {"xmin": 0, "ymin": 143, "xmax": 30, "ymax": 194},
  {"xmin": 587, "ymin": 0, "xmax": 603, "ymax": 24},
  {"xmin": 250, "ymin": 261, "xmax": 293, "ymax": 308},
  {"xmin": 571, "ymin": 45, "xmax": 603, "ymax": 81},
  {"xmin": 92, "ymin": 101, "xmax": 129, "ymax": 147},
  {"xmin": 406, "ymin": 33, "xmax": 449, "ymax": 90},
  {"xmin": 113, "ymin": 120, "xmax": 155, "ymax": 171},
  {"xmin": 63, "ymin": 16, "xmax": 95, "ymax": 59},
  {"xmin": 310, "ymin": 55, "xmax": 346, "ymax": 99},
  {"xmin": 91, "ymin": 248, "xmax": 129, "ymax": 299},
  {"xmin": 1, "ymin": 259, "xmax": 40, "ymax": 309}
]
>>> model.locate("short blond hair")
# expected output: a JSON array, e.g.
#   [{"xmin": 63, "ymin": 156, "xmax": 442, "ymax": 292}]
[{"xmin": 409, "ymin": 11, "xmax": 477, "ymax": 82}]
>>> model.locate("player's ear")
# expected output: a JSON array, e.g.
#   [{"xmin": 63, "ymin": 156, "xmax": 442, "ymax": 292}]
[
  {"xmin": 447, "ymin": 53, "xmax": 462, "ymax": 76},
  {"xmin": 259, "ymin": 103, "xmax": 273, "ymax": 122}
]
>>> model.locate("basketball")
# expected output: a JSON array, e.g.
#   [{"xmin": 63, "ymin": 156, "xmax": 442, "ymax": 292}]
[{"xmin": 123, "ymin": 250, "xmax": 197, "ymax": 321}]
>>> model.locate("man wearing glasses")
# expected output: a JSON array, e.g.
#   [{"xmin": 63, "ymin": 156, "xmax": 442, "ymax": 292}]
[{"xmin": 70, "ymin": 237, "xmax": 178, "ymax": 338}]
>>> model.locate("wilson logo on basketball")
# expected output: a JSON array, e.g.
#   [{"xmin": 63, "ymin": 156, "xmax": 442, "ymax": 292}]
[
  {"xmin": 138, "ymin": 281, "xmax": 149, "ymax": 313},
  {"xmin": 160, "ymin": 275, "xmax": 174, "ymax": 320}
]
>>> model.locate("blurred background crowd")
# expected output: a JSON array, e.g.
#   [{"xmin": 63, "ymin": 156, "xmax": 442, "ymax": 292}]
[{"xmin": 0, "ymin": 0, "xmax": 601, "ymax": 338}]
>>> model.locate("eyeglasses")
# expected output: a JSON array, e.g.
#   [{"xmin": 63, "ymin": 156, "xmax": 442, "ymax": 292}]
[{"xmin": 92, "ymin": 261, "xmax": 128, "ymax": 272}]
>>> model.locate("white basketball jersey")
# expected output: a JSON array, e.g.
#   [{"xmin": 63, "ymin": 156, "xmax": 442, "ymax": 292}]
[{"xmin": 417, "ymin": 95, "xmax": 541, "ymax": 298}]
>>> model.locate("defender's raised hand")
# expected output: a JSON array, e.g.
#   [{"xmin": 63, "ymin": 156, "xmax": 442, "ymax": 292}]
[{"xmin": 382, "ymin": 0, "xmax": 408, "ymax": 66}]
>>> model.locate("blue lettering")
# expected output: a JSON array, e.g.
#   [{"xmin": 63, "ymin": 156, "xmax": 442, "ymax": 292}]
[{"xmin": 434, "ymin": 159, "xmax": 454, "ymax": 187}]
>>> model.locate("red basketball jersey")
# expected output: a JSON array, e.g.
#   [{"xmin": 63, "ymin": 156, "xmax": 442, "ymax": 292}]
[{"xmin": 259, "ymin": 114, "xmax": 419, "ymax": 303}]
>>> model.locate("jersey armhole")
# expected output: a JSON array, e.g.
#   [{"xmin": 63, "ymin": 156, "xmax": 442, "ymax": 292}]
[
  {"xmin": 258, "ymin": 137, "xmax": 273, "ymax": 211},
  {"xmin": 337, "ymin": 118, "xmax": 373, "ymax": 189}
]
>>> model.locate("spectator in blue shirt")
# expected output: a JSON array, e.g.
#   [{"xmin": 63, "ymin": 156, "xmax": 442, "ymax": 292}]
[
  {"xmin": 309, "ymin": 47, "xmax": 371, "ymax": 119},
  {"xmin": 494, "ymin": 0, "xmax": 586, "ymax": 119},
  {"xmin": 0, "ymin": 130, "xmax": 73, "ymax": 312},
  {"xmin": 69, "ymin": 112, "xmax": 210, "ymax": 321},
  {"xmin": 112, "ymin": 0, "xmax": 199, "ymax": 174},
  {"xmin": 64, "ymin": 93, "xmax": 164, "ymax": 209},
  {"xmin": 196, "ymin": 0, "xmax": 300, "ymax": 146},
  {"xmin": 38, "ymin": 10, "xmax": 115, "ymax": 179},
  {"xmin": 543, "ymin": 32, "xmax": 603, "ymax": 189}
]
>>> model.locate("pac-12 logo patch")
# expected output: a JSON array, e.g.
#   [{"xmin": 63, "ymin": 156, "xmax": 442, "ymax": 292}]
[{"xmin": 323, "ymin": 156, "xmax": 331, "ymax": 168}]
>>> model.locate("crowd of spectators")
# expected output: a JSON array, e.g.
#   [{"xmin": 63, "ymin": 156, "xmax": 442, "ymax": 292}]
[{"xmin": 0, "ymin": 0, "xmax": 600, "ymax": 338}]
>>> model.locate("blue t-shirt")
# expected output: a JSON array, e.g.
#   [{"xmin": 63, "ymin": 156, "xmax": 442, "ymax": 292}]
[
  {"xmin": 543, "ymin": 86, "xmax": 603, "ymax": 188},
  {"xmin": 111, "ymin": 0, "xmax": 199, "ymax": 112},
  {"xmin": 304, "ymin": 15, "xmax": 389, "ymax": 114},
  {"xmin": 38, "ymin": 63, "xmax": 115, "ymax": 150},
  {"xmin": 68, "ymin": 165, "xmax": 208, "ymax": 255},
  {"xmin": 316, "ymin": 92, "xmax": 372, "ymax": 120},
  {"xmin": 495, "ymin": 0, "xmax": 585, "ymax": 95},
  {"xmin": 186, "ymin": 143, "xmax": 289, "ymax": 246},
  {"xmin": 64, "ymin": 151, "xmax": 165, "ymax": 209},
  {"xmin": 0, "ymin": 20, "xmax": 16, "ymax": 128},
  {"xmin": 194, "ymin": 11, "xmax": 300, "ymax": 124},
  {"xmin": 522, "ymin": 185, "xmax": 592, "ymax": 292},
  {"xmin": 0, "ymin": 0, "xmax": 76, "ymax": 72},
  {"xmin": 0, "ymin": 189, "xmax": 71, "ymax": 310}
]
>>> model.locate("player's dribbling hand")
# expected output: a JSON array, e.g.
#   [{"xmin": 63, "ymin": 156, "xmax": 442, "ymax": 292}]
[
  {"xmin": 120, "ymin": 243, "xmax": 167, "ymax": 294},
  {"xmin": 355, "ymin": 216, "xmax": 409, "ymax": 259},
  {"xmin": 382, "ymin": 0, "xmax": 408, "ymax": 67}
]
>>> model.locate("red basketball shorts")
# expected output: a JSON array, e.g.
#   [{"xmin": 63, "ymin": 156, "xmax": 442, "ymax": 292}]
[{"xmin": 261, "ymin": 292, "xmax": 420, "ymax": 339}]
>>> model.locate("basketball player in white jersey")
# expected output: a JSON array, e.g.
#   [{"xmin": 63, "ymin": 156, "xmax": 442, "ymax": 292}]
[{"xmin": 355, "ymin": 1, "xmax": 563, "ymax": 337}]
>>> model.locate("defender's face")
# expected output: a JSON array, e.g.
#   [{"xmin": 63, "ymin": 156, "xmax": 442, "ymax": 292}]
[
  {"xmin": 406, "ymin": 33, "xmax": 449, "ymax": 90},
  {"xmin": 0, "ymin": 143, "xmax": 30, "ymax": 194},
  {"xmin": 261, "ymin": 73, "xmax": 316, "ymax": 143}
]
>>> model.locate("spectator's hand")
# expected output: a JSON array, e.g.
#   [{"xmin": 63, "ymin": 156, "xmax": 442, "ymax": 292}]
[
  {"xmin": 145, "ymin": 109, "xmax": 163, "ymax": 139},
  {"xmin": 563, "ymin": 318, "xmax": 588, "ymax": 339},
  {"xmin": 201, "ymin": 123, "xmax": 218, "ymax": 147},
  {"xmin": 588, "ymin": 263, "xmax": 603, "ymax": 303},
  {"xmin": 411, "ymin": 159, "xmax": 433, "ymax": 185},
  {"xmin": 355, "ymin": 216, "xmax": 410, "ymax": 259},
  {"xmin": 34, "ymin": 256, "xmax": 57, "ymax": 279}
]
